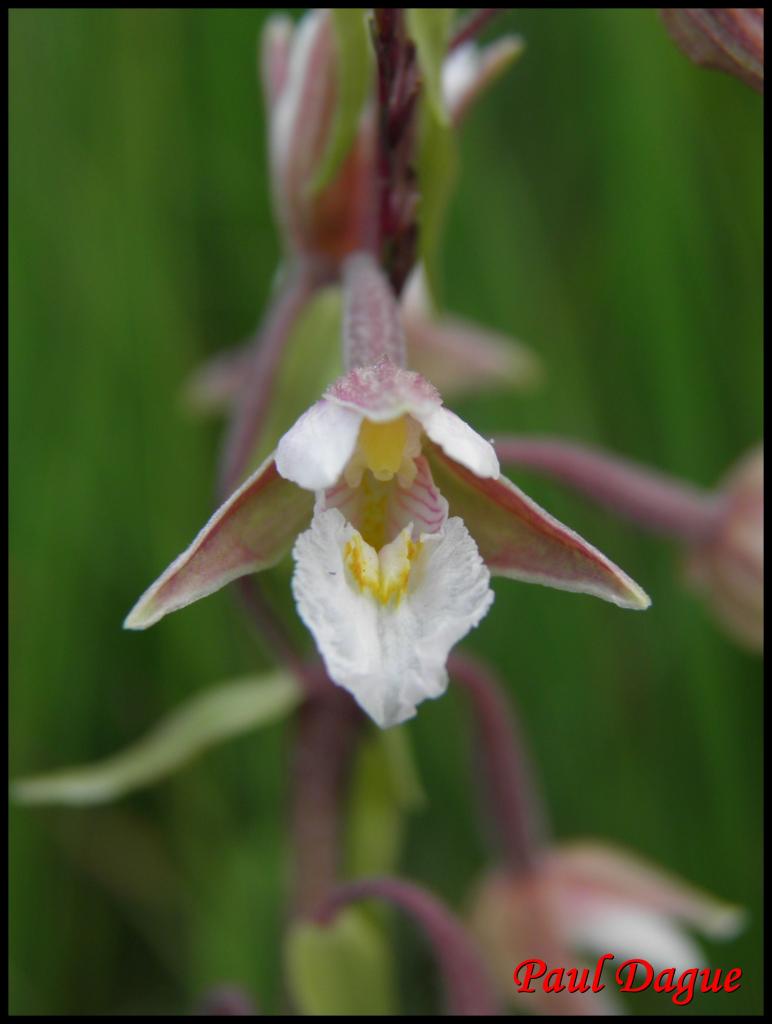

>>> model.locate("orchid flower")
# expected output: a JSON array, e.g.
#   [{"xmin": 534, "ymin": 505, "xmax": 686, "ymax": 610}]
[
  {"xmin": 126, "ymin": 253, "xmax": 649, "ymax": 727},
  {"xmin": 469, "ymin": 841, "xmax": 745, "ymax": 1013}
]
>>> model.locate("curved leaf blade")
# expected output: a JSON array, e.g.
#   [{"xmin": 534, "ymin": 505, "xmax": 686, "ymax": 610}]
[{"xmin": 11, "ymin": 672, "xmax": 301, "ymax": 806}]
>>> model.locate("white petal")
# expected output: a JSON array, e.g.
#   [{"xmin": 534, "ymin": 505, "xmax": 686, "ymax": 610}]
[
  {"xmin": 420, "ymin": 406, "xmax": 500, "ymax": 479},
  {"xmin": 275, "ymin": 400, "xmax": 363, "ymax": 490},
  {"xmin": 291, "ymin": 508, "xmax": 494, "ymax": 727},
  {"xmin": 562, "ymin": 902, "xmax": 707, "ymax": 975},
  {"xmin": 442, "ymin": 43, "xmax": 479, "ymax": 118}
]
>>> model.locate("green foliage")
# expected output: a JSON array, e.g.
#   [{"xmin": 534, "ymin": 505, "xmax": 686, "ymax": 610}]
[
  {"xmin": 11, "ymin": 673, "xmax": 300, "ymax": 805},
  {"xmin": 406, "ymin": 8, "xmax": 455, "ymax": 124},
  {"xmin": 285, "ymin": 907, "xmax": 396, "ymax": 1015},
  {"xmin": 345, "ymin": 726, "xmax": 425, "ymax": 878}
]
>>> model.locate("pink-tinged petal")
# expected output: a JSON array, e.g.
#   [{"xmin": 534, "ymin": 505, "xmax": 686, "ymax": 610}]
[
  {"xmin": 260, "ymin": 14, "xmax": 294, "ymax": 109},
  {"xmin": 407, "ymin": 316, "xmax": 542, "ymax": 397},
  {"xmin": 124, "ymin": 457, "xmax": 313, "ymax": 630},
  {"xmin": 661, "ymin": 8, "xmax": 764, "ymax": 94},
  {"xmin": 420, "ymin": 407, "xmax": 499, "ymax": 480},
  {"xmin": 270, "ymin": 10, "xmax": 340, "ymax": 254},
  {"xmin": 325, "ymin": 360, "xmax": 441, "ymax": 424},
  {"xmin": 275, "ymin": 399, "xmax": 363, "ymax": 490},
  {"xmin": 324, "ymin": 454, "xmax": 448, "ymax": 541},
  {"xmin": 342, "ymin": 252, "xmax": 407, "ymax": 370},
  {"xmin": 443, "ymin": 37, "xmax": 525, "ymax": 126},
  {"xmin": 402, "ymin": 266, "xmax": 542, "ymax": 397},
  {"xmin": 546, "ymin": 841, "xmax": 745, "ymax": 941},
  {"xmin": 401, "ymin": 266, "xmax": 542, "ymax": 396},
  {"xmin": 427, "ymin": 446, "xmax": 651, "ymax": 609},
  {"xmin": 183, "ymin": 342, "xmax": 252, "ymax": 415},
  {"xmin": 468, "ymin": 870, "xmax": 621, "ymax": 1015}
]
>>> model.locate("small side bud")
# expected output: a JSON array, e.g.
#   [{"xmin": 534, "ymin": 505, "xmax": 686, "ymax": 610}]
[
  {"xmin": 661, "ymin": 9, "xmax": 764, "ymax": 94},
  {"xmin": 686, "ymin": 445, "xmax": 764, "ymax": 651}
]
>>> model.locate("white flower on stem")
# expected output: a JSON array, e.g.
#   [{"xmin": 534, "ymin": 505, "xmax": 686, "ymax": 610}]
[
  {"xmin": 470, "ymin": 841, "xmax": 745, "ymax": 1013},
  {"xmin": 126, "ymin": 254, "xmax": 649, "ymax": 728}
]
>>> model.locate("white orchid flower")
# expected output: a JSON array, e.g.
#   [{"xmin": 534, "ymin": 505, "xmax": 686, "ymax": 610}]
[{"xmin": 126, "ymin": 253, "xmax": 649, "ymax": 727}]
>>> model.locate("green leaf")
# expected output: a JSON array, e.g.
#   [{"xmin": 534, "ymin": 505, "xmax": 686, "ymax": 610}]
[
  {"xmin": 285, "ymin": 906, "xmax": 395, "ymax": 1015},
  {"xmin": 416, "ymin": 99, "xmax": 458, "ymax": 305},
  {"xmin": 250, "ymin": 284, "xmax": 344, "ymax": 471},
  {"xmin": 11, "ymin": 672, "xmax": 301, "ymax": 806},
  {"xmin": 309, "ymin": 9, "xmax": 374, "ymax": 195},
  {"xmin": 406, "ymin": 8, "xmax": 455, "ymax": 124},
  {"xmin": 346, "ymin": 726, "xmax": 425, "ymax": 879}
]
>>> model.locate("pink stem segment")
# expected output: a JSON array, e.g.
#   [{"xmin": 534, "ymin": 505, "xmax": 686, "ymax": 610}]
[
  {"xmin": 342, "ymin": 251, "xmax": 407, "ymax": 370},
  {"xmin": 290, "ymin": 685, "xmax": 364, "ymax": 917},
  {"xmin": 217, "ymin": 260, "xmax": 329, "ymax": 499},
  {"xmin": 449, "ymin": 652, "xmax": 546, "ymax": 875},
  {"xmin": 494, "ymin": 435, "xmax": 722, "ymax": 544},
  {"xmin": 314, "ymin": 876, "xmax": 501, "ymax": 1015}
]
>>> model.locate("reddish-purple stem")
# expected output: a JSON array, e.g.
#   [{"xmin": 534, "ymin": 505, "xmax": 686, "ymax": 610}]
[
  {"xmin": 372, "ymin": 9, "xmax": 420, "ymax": 295},
  {"xmin": 449, "ymin": 652, "xmax": 545, "ymax": 874},
  {"xmin": 494, "ymin": 435, "xmax": 722, "ymax": 544},
  {"xmin": 217, "ymin": 260, "xmax": 329, "ymax": 500},
  {"xmin": 314, "ymin": 877, "xmax": 501, "ymax": 1015},
  {"xmin": 289, "ymin": 685, "xmax": 364, "ymax": 917}
]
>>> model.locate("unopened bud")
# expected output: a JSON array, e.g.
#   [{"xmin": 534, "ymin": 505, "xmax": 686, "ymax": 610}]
[
  {"xmin": 686, "ymin": 445, "xmax": 763, "ymax": 651},
  {"xmin": 661, "ymin": 9, "xmax": 764, "ymax": 94},
  {"xmin": 263, "ymin": 10, "xmax": 377, "ymax": 263}
]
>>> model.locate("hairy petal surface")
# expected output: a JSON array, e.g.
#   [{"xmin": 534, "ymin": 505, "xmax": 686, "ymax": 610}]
[
  {"xmin": 292, "ymin": 508, "xmax": 493, "ymax": 727},
  {"xmin": 546, "ymin": 841, "xmax": 745, "ymax": 940},
  {"xmin": 125, "ymin": 457, "xmax": 313, "ymax": 629},
  {"xmin": 427, "ymin": 446, "xmax": 651, "ymax": 610},
  {"xmin": 326, "ymin": 359, "xmax": 441, "ymax": 423}
]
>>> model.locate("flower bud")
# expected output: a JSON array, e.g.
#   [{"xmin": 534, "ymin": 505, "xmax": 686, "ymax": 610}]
[
  {"xmin": 263, "ymin": 10, "xmax": 377, "ymax": 263},
  {"xmin": 686, "ymin": 445, "xmax": 763, "ymax": 651},
  {"xmin": 661, "ymin": 9, "xmax": 764, "ymax": 93}
]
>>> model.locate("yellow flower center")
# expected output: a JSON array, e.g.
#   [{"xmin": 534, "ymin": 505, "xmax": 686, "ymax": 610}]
[
  {"xmin": 344, "ymin": 527, "xmax": 423, "ymax": 606},
  {"xmin": 358, "ymin": 416, "xmax": 410, "ymax": 481},
  {"xmin": 343, "ymin": 415, "xmax": 422, "ymax": 491}
]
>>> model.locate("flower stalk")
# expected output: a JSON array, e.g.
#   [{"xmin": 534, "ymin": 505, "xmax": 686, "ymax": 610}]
[
  {"xmin": 493, "ymin": 435, "xmax": 722, "ymax": 544},
  {"xmin": 290, "ymin": 685, "xmax": 364, "ymax": 917},
  {"xmin": 450, "ymin": 652, "xmax": 545, "ymax": 875}
]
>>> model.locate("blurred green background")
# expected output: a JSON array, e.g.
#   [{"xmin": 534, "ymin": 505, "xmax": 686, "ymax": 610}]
[{"xmin": 10, "ymin": 8, "xmax": 762, "ymax": 1015}]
